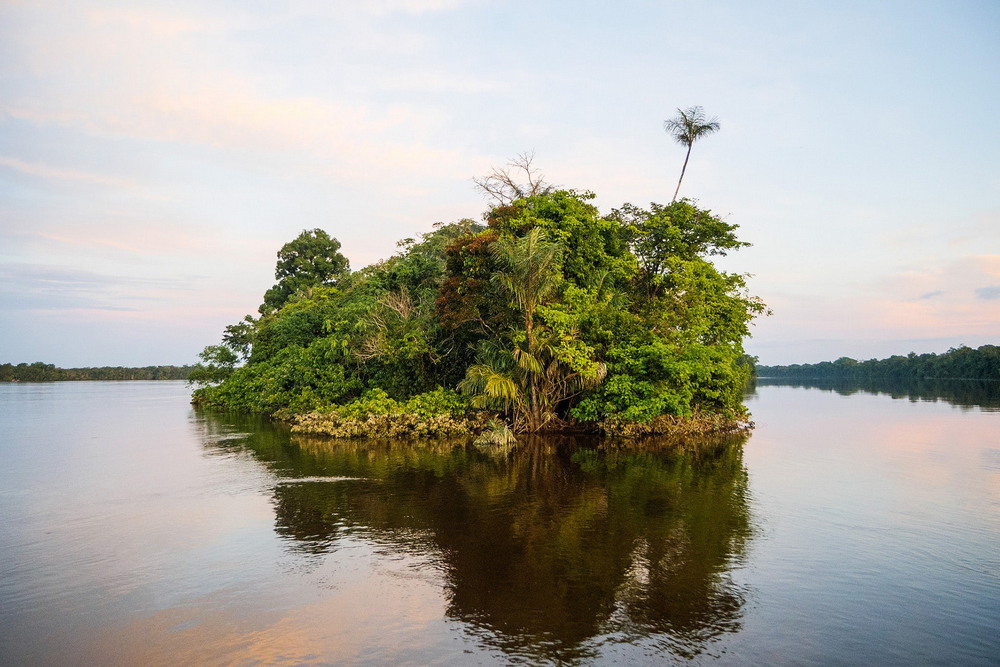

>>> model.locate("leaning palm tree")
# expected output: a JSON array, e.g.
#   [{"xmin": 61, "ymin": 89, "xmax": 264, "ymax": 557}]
[{"xmin": 664, "ymin": 106, "xmax": 720, "ymax": 202}]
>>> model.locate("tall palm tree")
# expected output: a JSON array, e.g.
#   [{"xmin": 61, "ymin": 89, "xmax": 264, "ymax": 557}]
[{"xmin": 664, "ymin": 106, "xmax": 720, "ymax": 202}]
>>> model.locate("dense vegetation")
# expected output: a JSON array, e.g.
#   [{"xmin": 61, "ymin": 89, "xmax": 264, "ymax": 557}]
[
  {"xmin": 191, "ymin": 182, "xmax": 765, "ymax": 439},
  {"xmin": 757, "ymin": 345, "xmax": 1000, "ymax": 381},
  {"xmin": 1, "ymin": 362, "xmax": 194, "ymax": 382}
]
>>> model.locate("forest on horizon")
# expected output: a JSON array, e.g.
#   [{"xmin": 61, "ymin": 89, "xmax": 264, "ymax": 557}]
[
  {"xmin": 0, "ymin": 362, "xmax": 194, "ymax": 382},
  {"xmin": 756, "ymin": 345, "xmax": 1000, "ymax": 381}
]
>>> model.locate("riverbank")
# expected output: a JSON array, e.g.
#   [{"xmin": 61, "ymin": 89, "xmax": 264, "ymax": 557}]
[{"xmin": 286, "ymin": 406, "xmax": 751, "ymax": 441}]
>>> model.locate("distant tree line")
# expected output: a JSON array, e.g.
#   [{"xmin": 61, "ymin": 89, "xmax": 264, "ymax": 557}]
[
  {"xmin": 757, "ymin": 345, "xmax": 1000, "ymax": 381},
  {"xmin": 1, "ymin": 362, "xmax": 194, "ymax": 382}
]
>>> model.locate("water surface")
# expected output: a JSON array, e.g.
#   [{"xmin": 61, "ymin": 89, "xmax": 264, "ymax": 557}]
[{"xmin": 0, "ymin": 381, "xmax": 996, "ymax": 664}]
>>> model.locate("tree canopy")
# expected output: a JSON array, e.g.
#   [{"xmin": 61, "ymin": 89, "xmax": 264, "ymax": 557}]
[{"xmin": 260, "ymin": 228, "xmax": 350, "ymax": 314}]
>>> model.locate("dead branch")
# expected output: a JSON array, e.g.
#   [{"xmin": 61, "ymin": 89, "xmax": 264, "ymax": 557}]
[{"xmin": 473, "ymin": 151, "xmax": 555, "ymax": 206}]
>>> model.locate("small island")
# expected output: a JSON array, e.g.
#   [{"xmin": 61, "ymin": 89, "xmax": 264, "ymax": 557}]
[{"xmin": 191, "ymin": 169, "xmax": 766, "ymax": 443}]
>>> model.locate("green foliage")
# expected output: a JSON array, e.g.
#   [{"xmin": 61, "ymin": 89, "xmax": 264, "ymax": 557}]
[
  {"xmin": 194, "ymin": 187, "xmax": 766, "ymax": 440},
  {"xmin": 223, "ymin": 316, "xmax": 257, "ymax": 361},
  {"xmin": 614, "ymin": 199, "xmax": 747, "ymax": 262},
  {"xmin": 193, "ymin": 342, "xmax": 361, "ymax": 414},
  {"xmin": 252, "ymin": 287, "xmax": 346, "ymax": 362},
  {"xmin": 488, "ymin": 190, "xmax": 637, "ymax": 290},
  {"xmin": 187, "ymin": 345, "xmax": 239, "ymax": 386},
  {"xmin": 261, "ymin": 228, "xmax": 350, "ymax": 313},
  {"xmin": 326, "ymin": 387, "xmax": 471, "ymax": 420},
  {"xmin": 290, "ymin": 387, "xmax": 483, "ymax": 439}
]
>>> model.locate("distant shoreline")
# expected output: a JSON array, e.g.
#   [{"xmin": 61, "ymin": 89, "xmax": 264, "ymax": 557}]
[
  {"xmin": 1, "ymin": 362, "xmax": 193, "ymax": 382},
  {"xmin": 755, "ymin": 345, "xmax": 999, "ymax": 382}
]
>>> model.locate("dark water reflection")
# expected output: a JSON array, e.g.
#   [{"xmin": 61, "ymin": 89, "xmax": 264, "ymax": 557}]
[
  {"xmin": 753, "ymin": 376, "xmax": 1000, "ymax": 410},
  {"xmin": 196, "ymin": 411, "xmax": 753, "ymax": 662}
]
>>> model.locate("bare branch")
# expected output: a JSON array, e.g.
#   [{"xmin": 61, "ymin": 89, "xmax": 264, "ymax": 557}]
[
  {"xmin": 381, "ymin": 287, "xmax": 414, "ymax": 320},
  {"xmin": 473, "ymin": 151, "xmax": 555, "ymax": 206}
]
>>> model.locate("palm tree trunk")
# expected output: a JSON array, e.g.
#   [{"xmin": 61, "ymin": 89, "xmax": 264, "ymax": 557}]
[{"xmin": 672, "ymin": 142, "xmax": 693, "ymax": 202}]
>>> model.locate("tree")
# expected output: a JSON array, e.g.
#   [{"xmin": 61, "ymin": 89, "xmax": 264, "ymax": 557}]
[
  {"xmin": 663, "ymin": 106, "xmax": 721, "ymax": 202},
  {"xmin": 195, "ymin": 184, "xmax": 765, "ymax": 438},
  {"xmin": 473, "ymin": 151, "xmax": 554, "ymax": 206},
  {"xmin": 261, "ymin": 229, "xmax": 350, "ymax": 313},
  {"xmin": 608, "ymin": 200, "xmax": 749, "ymax": 297},
  {"xmin": 491, "ymin": 227, "xmax": 562, "ymax": 352},
  {"xmin": 188, "ymin": 345, "xmax": 239, "ymax": 386},
  {"xmin": 460, "ymin": 227, "xmax": 606, "ymax": 432},
  {"xmin": 223, "ymin": 315, "xmax": 257, "ymax": 361},
  {"xmin": 459, "ymin": 331, "xmax": 605, "ymax": 433}
]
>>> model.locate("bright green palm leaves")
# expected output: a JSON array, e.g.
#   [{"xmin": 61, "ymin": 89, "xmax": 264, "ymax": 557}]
[
  {"xmin": 460, "ymin": 333, "xmax": 606, "ymax": 433},
  {"xmin": 460, "ymin": 228, "xmax": 606, "ymax": 432}
]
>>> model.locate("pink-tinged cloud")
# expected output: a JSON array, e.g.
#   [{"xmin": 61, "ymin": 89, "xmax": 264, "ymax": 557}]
[
  {"xmin": 35, "ymin": 226, "xmax": 276, "ymax": 260},
  {"xmin": 84, "ymin": 6, "xmax": 228, "ymax": 37},
  {"xmin": 0, "ymin": 156, "xmax": 135, "ymax": 188},
  {"xmin": 1, "ymin": 3, "xmax": 493, "ymax": 185},
  {"xmin": 753, "ymin": 254, "xmax": 1000, "ymax": 348}
]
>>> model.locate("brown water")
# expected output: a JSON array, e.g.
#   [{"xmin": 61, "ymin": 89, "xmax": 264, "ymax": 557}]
[{"xmin": 0, "ymin": 381, "xmax": 997, "ymax": 665}]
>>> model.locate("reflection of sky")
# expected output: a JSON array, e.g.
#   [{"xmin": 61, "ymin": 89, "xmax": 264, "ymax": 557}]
[
  {"xmin": 1, "ymin": 1, "xmax": 998, "ymax": 366},
  {"xmin": 738, "ymin": 386, "xmax": 1000, "ymax": 664},
  {"xmin": 80, "ymin": 537, "xmax": 466, "ymax": 667}
]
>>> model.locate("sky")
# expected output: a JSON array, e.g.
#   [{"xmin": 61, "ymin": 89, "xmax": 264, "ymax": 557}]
[{"xmin": 1, "ymin": 0, "xmax": 998, "ymax": 367}]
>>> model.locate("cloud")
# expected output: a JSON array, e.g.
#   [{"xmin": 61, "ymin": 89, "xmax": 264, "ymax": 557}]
[
  {"xmin": 975, "ymin": 285, "xmax": 1000, "ymax": 300},
  {"xmin": 1, "ymin": 69, "xmax": 480, "ymax": 190},
  {"xmin": 0, "ymin": 155, "xmax": 136, "ymax": 189},
  {"xmin": 287, "ymin": 0, "xmax": 474, "ymax": 17},
  {"xmin": 0, "ymin": 263, "xmax": 197, "ymax": 312},
  {"xmin": 751, "ymin": 254, "xmax": 1000, "ymax": 359},
  {"xmin": 378, "ymin": 70, "xmax": 507, "ymax": 94},
  {"xmin": 84, "ymin": 5, "xmax": 229, "ymax": 37},
  {"xmin": 34, "ymin": 225, "xmax": 272, "ymax": 259}
]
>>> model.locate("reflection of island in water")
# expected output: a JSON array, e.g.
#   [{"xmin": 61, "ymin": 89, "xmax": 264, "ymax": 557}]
[
  {"xmin": 198, "ymin": 412, "xmax": 753, "ymax": 662},
  {"xmin": 754, "ymin": 377, "xmax": 1000, "ymax": 411}
]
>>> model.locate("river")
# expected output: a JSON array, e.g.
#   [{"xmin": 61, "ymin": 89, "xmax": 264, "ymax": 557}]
[{"xmin": 0, "ymin": 380, "xmax": 997, "ymax": 665}]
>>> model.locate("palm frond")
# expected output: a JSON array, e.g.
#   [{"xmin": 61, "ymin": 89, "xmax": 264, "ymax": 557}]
[
  {"xmin": 490, "ymin": 227, "xmax": 562, "ymax": 309},
  {"xmin": 664, "ymin": 106, "xmax": 721, "ymax": 146},
  {"xmin": 512, "ymin": 347, "xmax": 544, "ymax": 374},
  {"xmin": 459, "ymin": 363, "xmax": 523, "ymax": 411}
]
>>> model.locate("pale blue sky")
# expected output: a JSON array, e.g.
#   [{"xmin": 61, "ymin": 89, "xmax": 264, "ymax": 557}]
[{"xmin": 1, "ymin": 0, "xmax": 998, "ymax": 366}]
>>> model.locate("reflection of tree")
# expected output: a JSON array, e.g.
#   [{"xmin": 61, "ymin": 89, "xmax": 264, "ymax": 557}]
[
  {"xmin": 755, "ymin": 377, "xmax": 1000, "ymax": 411},
  {"xmin": 596, "ymin": 443, "xmax": 751, "ymax": 657},
  {"xmin": 437, "ymin": 437, "xmax": 753, "ymax": 661},
  {"xmin": 196, "ymin": 409, "xmax": 753, "ymax": 662}
]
